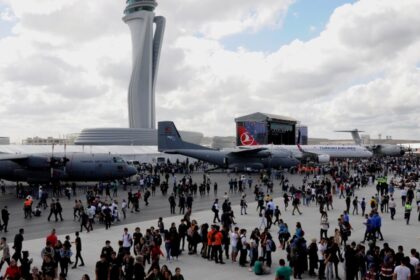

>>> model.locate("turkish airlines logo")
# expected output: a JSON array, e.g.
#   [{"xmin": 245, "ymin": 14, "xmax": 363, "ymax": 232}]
[{"xmin": 240, "ymin": 132, "xmax": 255, "ymax": 146}]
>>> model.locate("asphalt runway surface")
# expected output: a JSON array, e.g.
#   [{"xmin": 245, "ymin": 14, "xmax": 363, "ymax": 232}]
[{"xmin": 0, "ymin": 171, "xmax": 300, "ymax": 241}]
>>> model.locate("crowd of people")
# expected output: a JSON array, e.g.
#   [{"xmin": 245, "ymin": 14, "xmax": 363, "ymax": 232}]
[{"xmin": 0, "ymin": 157, "xmax": 418, "ymax": 279}]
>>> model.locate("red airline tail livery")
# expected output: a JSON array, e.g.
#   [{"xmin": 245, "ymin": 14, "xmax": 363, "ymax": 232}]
[{"xmin": 237, "ymin": 126, "xmax": 259, "ymax": 146}]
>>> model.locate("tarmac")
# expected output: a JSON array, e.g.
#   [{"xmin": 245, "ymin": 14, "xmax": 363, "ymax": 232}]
[{"xmin": 2, "ymin": 172, "xmax": 419, "ymax": 280}]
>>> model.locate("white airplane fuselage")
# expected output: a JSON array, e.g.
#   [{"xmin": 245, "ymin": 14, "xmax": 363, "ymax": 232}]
[{"xmin": 254, "ymin": 145, "xmax": 373, "ymax": 160}]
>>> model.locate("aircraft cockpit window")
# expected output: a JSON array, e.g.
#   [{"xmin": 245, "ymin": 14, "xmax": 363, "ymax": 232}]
[{"xmin": 113, "ymin": 157, "xmax": 125, "ymax": 163}]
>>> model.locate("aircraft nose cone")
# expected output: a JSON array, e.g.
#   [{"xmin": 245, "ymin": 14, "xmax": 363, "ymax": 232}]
[{"xmin": 290, "ymin": 157, "xmax": 300, "ymax": 167}]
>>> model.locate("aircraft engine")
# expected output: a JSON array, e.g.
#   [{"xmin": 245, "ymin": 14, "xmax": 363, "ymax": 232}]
[{"xmin": 317, "ymin": 154, "xmax": 330, "ymax": 163}]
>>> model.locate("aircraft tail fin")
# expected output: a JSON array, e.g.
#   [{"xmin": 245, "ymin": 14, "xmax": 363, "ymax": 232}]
[
  {"xmin": 335, "ymin": 129, "xmax": 363, "ymax": 145},
  {"xmin": 158, "ymin": 121, "xmax": 212, "ymax": 152}
]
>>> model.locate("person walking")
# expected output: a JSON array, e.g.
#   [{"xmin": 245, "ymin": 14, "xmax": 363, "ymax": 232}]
[
  {"xmin": 389, "ymin": 197, "xmax": 397, "ymax": 220},
  {"xmin": 240, "ymin": 195, "xmax": 248, "ymax": 215},
  {"xmin": 292, "ymin": 196, "xmax": 302, "ymax": 215},
  {"xmin": 212, "ymin": 199, "xmax": 221, "ymax": 223},
  {"xmin": 72, "ymin": 232, "xmax": 85, "ymax": 268},
  {"xmin": 1, "ymin": 206, "xmax": 10, "ymax": 232},
  {"xmin": 56, "ymin": 199, "xmax": 64, "ymax": 221},
  {"xmin": 169, "ymin": 193, "xmax": 176, "ymax": 214},
  {"xmin": 0, "ymin": 237, "xmax": 11, "ymax": 271},
  {"xmin": 48, "ymin": 199, "xmax": 57, "ymax": 222},
  {"xmin": 273, "ymin": 206, "xmax": 281, "ymax": 225},
  {"xmin": 12, "ymin": 228, "xmax": 24, "ymax": 263},
  {"xmin": 103, "ymin": 205, "xmax": 112, "ymax": 230},
  {"xmin": 404, "ymin": 201, "xmax": 413, "ymax": 225}
]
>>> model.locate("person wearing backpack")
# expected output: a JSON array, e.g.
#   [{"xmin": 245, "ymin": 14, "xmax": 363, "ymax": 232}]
[
  {"xmin": 121, "ymin": 228, "xmax": 133, "ymax": 254},
  {"xmin": 265, "ymin": 233, "xmax": 276, "ymax": 268}
]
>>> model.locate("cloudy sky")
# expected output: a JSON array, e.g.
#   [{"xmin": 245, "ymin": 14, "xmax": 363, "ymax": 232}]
[{"xmin": 1, "ymin": 0, "xmax": 419, "ymax": 143}]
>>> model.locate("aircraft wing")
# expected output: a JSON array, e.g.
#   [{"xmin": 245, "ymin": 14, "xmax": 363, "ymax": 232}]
[
  {"xmin": 0, "ymin": 154, "xmax": 29, "ymax": 161},
  {"xmin": 228, "ymin": 147, "xmax": 268, "ymax": 156}
]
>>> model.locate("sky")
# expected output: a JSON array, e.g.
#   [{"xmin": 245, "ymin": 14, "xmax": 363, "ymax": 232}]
[{"xmin": 0, "ymin": 0, "xmax": 420, "ymax": 143}]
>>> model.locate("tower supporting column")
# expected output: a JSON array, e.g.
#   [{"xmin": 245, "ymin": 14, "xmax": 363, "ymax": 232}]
[{"xmin": 123, "ymin": 0, "xmax": 165, "ymax": 130}]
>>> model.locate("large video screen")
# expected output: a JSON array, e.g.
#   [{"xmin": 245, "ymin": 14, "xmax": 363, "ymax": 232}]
[
  {"xmin": 268, "ymin": 122, "xmax": 295, "ymax": 145},
  {"xmin": 236, "ymin": 121, "xmax": 267, "ymax": 146}
]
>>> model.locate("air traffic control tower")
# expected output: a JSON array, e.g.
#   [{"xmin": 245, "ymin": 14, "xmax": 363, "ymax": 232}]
[
  {"xmin": 124, "ymin": 0, "xmax": 165, "ymax": 129},
  {"xmin": 75, "ymin": 1, "xmax": 202, "ymax": 145}
]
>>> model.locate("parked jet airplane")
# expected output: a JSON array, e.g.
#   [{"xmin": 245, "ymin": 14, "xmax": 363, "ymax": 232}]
[
  {"xmin": 269, "ymin": 144, "xmax": 373, "ymax": 163},
  {"xmin": 336, "ymin": 129, "xmax": 405, "ymax": 156},
  {"xmin": 158, "ymin": 122, "xmax": 300, "ymax": 170},
  {"xmin": 237, "ymin": 127, "xmax": 373, "ymax": 162},
  {"xmin": 0, "ymin": 152, "xmax": 137, "ymax": 184}
]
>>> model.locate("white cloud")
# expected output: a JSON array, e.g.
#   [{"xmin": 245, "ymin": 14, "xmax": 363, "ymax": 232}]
[
  {"xmin": 1, "ymin": 0, "xmax": 420, "ymax": 143},
  {"xmin": 0, "ymin": 7, "xmax": 15, "ymax": 21}
]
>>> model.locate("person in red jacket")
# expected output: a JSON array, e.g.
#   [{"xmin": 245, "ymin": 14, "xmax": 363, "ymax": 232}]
[
  {"xmin": 212, "ymin": 225, "xmax": 225, "ymax": 264},
  {"xmin": 3, "ymin": 258, "xmax": 21, "ymax": 280},
  {"xmin": 150, "ymin": 243, "xmax": 164, "ymax": 265},
  {"xmin": 46, "ymin": 229, "xmax": 58, "ymax": 247}
]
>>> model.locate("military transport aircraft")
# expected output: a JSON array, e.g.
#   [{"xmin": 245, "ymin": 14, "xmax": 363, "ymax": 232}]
[
  {"xmin": 158, "ymin": 121, "xmax": 300, "ymax": 170},
  {"xmin": 0, "ymin": 152, "xmax": 137, "ymax": 184}
]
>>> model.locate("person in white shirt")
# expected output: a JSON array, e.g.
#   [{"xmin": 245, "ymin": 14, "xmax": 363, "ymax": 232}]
[
  {"xmin": 317, "ymin": 239, "xmax": 327, "ymax": 279},
  {"xmin": 267, "ymin": 200, "xmax": 275, "ymax": 212},
  {"xmin": 259, "ymin": 208, "xmax": 267, "ymax": 230},
  {"xmin": 401, "ymin": 188, "xmax": 407, "ymax": 207},
  {"xmin": 389, "ymin": 197, "xmax": 397, "ymax": 220},
  {"xmin": 410, "ymin": 249, "xmax": 419, "ymax": 267},
  {"xmin": 230, "ymin": 227, "xmax": 239, "ymax": 262},
  {"xmin": 121, "ymin": 228, "xmax": 132, "ymax": 253},
  {"xmin": 121, "ymin": 199, "xmax": 127, "ymax": 219},
  {"xmin": 393, "ymin": 257, "xmax": 411, "ymax": 280}
]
